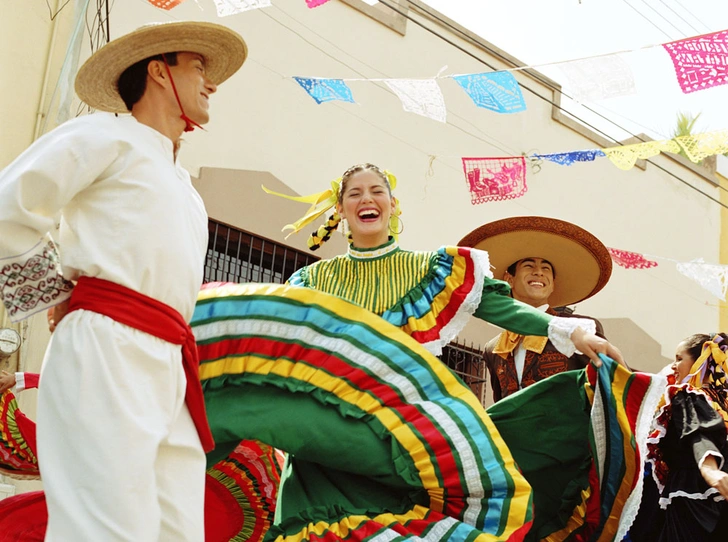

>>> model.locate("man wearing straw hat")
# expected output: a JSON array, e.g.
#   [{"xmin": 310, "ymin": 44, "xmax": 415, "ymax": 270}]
[
  {"xmin": 459, "ymin": 217, "xmax": 613, "ymax": 403},
  {"xmin": 0, "ymin": 21, "xmax": 246, "ymax": 540}
]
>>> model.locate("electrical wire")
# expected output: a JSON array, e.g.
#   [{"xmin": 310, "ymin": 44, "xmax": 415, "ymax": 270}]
[
  {"xmin": 619, "ymin": 0, "xmax": 677, "ymax": 40},
  {"xmin": 264, "ymin": 4, "xmax": 519, "ymax": 156},
  {"xmin": 669, "ymin": 0, "xmax": 713, "ymax": 33},
  {"xmin": 405, "ymin": 0, "xmax": 667, "ymax": 146},
  {"xmin": 406, "ymin": 0, "xmax": 728, "ymax": 198},
  {"xmin": 634, "ymin": 0, "xmax": 688, "ymax": 38},
  {"xmin": 568, "ymin": 98, "xmax": 671, "ymax": 140},
  {"xmin": 105, "ymin": 0, "xmax": 111, "ymax": 41},
  {"xmin": 123, "ymin": 0, "xmax": 728, "ymax": 209},
  {"xmin": 77, "ymin": 0, "xmax": 114, "ymax": 117},
  {"xmin": 656, "ymin": 0, "xmax": 705, "ymax": 35},
  {"xmin": 91, "ymin": 0, "xmax": 727, "ymax": 303},
  {"xmin": 391, "ymin": 0, "xmax": 728, "ymax": 206},
  {"xmin": 33, "ymin": 0, "xmax": 92, "ymax": 132}
]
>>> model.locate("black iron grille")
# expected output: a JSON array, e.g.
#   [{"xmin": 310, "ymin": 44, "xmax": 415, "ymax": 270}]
[{"xmin": 205, "ymin": 219, "xmax": 318, "ymax": 284}]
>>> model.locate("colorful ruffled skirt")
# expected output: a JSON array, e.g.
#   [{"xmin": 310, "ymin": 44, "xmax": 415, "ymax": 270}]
[
  {"xmin": 0, "ymin": 432, "xmax": 282, "ymax": 542},
  {"xmin": 0, "ymin": 390, "xmax": 38, "ymax": 479},
  {"xmin": 195, "ymin": 283, "xmax": 534, "ymax": 542},
  {"xmin": 0, "ymin": 283, "xmax": 662, "ymax": 542},
  {"xmin": 194, "ymin": 283, "xmax": 661, "ymax": 542}
]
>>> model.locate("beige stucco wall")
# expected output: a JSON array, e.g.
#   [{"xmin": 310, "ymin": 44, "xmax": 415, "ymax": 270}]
[
  {"xmin": 193, "ymin": 167, "xmax": 348, "ymax": 258},
  {"xmin": 0, "ymin": 1, "xmax": 81, "ymax": 168},
  {"xmin": 0, "ymin": 0, "xmax": 80, "ymax": 496},
  {"xmin": 108, "ymin": 0, "xmax": 719, "ymax": 367},
  {"xmin": 0, "ymin": 2, "xmax": 52, "ymax": 167},
  {"xmin": 717, "ymin": 156, "xmax": 728, "ymax": 333},
  {"xmin": 1, "ymin": 0, "xmax": 723, "ymax": 492}
]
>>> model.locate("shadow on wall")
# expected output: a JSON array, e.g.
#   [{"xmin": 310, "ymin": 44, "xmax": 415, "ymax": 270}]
[{"xmin": 600, "ymin": 317, "xmax": 671, "ymax": 374}]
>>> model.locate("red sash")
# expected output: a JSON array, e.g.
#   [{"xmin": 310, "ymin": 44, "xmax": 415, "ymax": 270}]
[{"xmin": 67, "ymin": 277, "xmax": 214, "ymax": 452}]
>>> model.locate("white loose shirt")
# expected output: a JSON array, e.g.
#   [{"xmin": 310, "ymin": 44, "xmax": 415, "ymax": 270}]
[{"xmin": 0, "ymin": 113, "xmax": 207, "ymax": 321}]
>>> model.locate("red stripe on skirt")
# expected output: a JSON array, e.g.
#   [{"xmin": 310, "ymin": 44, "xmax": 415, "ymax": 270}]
[
  {"xmin": 199, "ymin": 334, "xmax": 469, "ymax": 516},
  {"xmin": 410, "ymin": 247, "xmax": 476, "ymax": 345}
]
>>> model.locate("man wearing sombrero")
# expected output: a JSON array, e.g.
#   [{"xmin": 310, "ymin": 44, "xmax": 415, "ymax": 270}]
[
  {"xmin": 459, "ymin": 217, "xmax": 612, "ymax": 403},
  {"xmin": 0, "ymin": 21, "xmax": 246, "ymax": 539}
]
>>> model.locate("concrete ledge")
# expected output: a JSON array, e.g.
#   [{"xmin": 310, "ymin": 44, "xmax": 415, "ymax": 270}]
[{"xmin": 340, "ymin": 0, "xmax": 408, "ymax": 36}]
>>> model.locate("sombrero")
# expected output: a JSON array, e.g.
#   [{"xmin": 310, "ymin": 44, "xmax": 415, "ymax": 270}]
[
  {"xmin": 458, "ymin": 216, "xmax": 612, "ymax": 307},
  {"xmin": 75, "ymin": 21, "xmax": 247, "ymax": 113}
]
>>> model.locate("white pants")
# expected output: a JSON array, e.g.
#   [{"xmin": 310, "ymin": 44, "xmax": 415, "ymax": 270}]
[{"xmin": 37, "ymin": 310, "xmax": 206, "ymax": 541}]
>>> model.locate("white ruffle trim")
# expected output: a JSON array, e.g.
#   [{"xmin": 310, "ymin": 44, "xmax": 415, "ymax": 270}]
[
  {"xmin": 646, "ymin": 385, "xmax": 712, "ymax": 494},
  {"xmin": 698, "ymin": 450, "xmax": 725, "ymax": 471},
  {"xmin": 546, "ymin": 316, "xmax": 597, "ymax": 357},
  {"xmin": 421, "ymin": 248, "xmax": 492, "ymax": 356},
  {"xmin": 659, "ymin": 488, "xmax": 726, "ymax": 509},
  {"xmin": 467, "ymin": 248, "xmax": 494, "ymax": 280},
  {"xmin": 614, "ymin": 371, "xmax": 668, "ymax": 541}
]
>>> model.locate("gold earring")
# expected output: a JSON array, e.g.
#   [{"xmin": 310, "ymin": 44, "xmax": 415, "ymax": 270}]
[{"xmin": 389, "ymin": 215, "xmax": 404, "ymax": 235}]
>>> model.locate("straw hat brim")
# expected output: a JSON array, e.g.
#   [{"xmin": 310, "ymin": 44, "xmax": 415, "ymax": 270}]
[
  {"xmin": 75, "ymin": 21, "xmax": 247, "ymax": 113},
  {"xmin": 458, "ymin": 216, "xmax": 612, "ymax": 307}
]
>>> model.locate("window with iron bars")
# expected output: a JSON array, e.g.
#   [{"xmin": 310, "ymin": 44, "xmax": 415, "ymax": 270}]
[
  {"xmin": 438, "ymin": 339, "xmax": 488, "ymax": 405},
  {"xmin": 204, "ymin": 218, "xmax": 488, "ymax": 404},
  {"xmin": 205, "ymin": 219, "xmax": 319, "ymax": 284}
]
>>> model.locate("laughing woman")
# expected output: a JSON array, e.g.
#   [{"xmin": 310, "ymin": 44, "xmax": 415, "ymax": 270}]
[{"xmin": 275, "ymin": 163, "xmax": 622, "ymax": 363}]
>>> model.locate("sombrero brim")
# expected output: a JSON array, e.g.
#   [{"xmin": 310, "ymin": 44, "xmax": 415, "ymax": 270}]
[
  {"xmin": 75, "ymin": 21, "xmax": 247, "ymax": 113},
  {"xmin": 458, "ymin": 216, "xmax": 612, "ymax": 307}
]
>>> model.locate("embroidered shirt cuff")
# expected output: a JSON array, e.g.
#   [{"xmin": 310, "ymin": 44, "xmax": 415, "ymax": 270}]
[
  {"xmin": 698, "ymin": 450, "xmax": 725, "ymax": 471},
  {"xmin": 547, "ymin": 317, "xmax": 597, "ymax": 357},
  {"xmin": 15, "ymin": 372, "xmax": 25, "ymax": 393},
  {"xmin": 0, "ymin": 236, "xmax": 74, "ymax": 323}
]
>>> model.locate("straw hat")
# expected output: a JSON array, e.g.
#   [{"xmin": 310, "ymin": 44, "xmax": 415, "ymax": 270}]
[
  {"xmin": 458, "ymin": 216, "xmax": 612, "ymax": 307},
  {"xmin": 75, "ymin": 21, "xmax": 247, "ymax": 113}
]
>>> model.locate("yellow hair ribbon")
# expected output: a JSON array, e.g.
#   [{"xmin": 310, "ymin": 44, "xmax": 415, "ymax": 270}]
[
  {"xmin": 264, "ymin": 168, "xmax": 401, "ymax": 241},
  {"xmin": 687, "ymin": 337, "xmax": 728, "ymax": 389},
  {"xmin": 383, "ymin": 169, "xmax": 398, "ymax": 191},
  {"xmin": 383, "ymin": 170, "xmax": 402, "ymax": 241},
  {"xmin": 262, "ymin": 178, "xmax": 342, "ymax": 238}
]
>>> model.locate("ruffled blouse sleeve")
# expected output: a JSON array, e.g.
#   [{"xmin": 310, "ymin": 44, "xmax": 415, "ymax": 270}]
[
  {"xmin": 287, "ymin": 265, "xmax": 309, "ymax": 287},
  {"xmin": 671, "ymin": 389, "xmax": 727, "ymax": 470},
  {"xmin": 288, "ymin": 247, "xmax": 594, "ymax": 357},
  {"xmin": 382, "ymin": 246, "xmax": 594, "ymax": 356},
  {"xmin": 380, "ymin": 246, "xmax": 490, "ymax": 355}
]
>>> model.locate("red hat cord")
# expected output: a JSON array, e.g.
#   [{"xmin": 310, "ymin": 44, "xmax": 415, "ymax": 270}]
[{"xmin": 163, "ymin": 57, "xmax": 204, "ymax": 133}]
